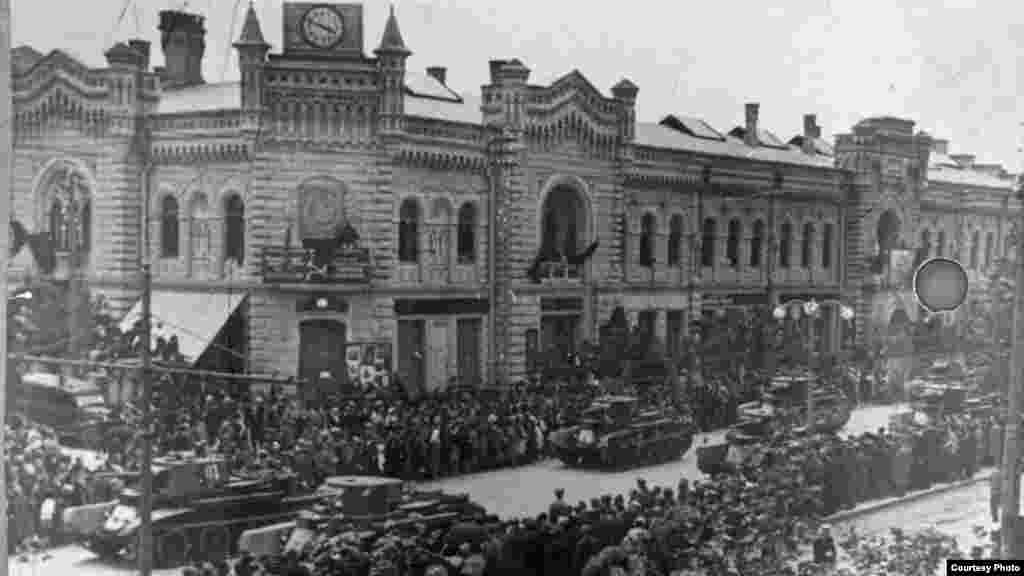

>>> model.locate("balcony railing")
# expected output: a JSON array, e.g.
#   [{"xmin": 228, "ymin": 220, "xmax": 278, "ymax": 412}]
[
  {"xmin": 537, "ymin": 261, "xmax": 583, "ymax": 282},
  {"xmin": 261, "ymin": 246, "xmax": 372, "ymax": 284}
]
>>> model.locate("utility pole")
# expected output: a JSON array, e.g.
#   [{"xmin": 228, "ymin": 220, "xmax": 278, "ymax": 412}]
[
  {"xmin": 136, "ymin": 62, "xmax": 155, "ymax": 574},
  {"xmin": 1001, "ymin": 182, "xmax": 1024, "ymax": 558},
  {"xmin": 0, "ymin": 0, "xmax": 13, "ymax": 570},
  {"xmin": 764, "ymin": 172, "xmax": 781, "ymax": 392}
]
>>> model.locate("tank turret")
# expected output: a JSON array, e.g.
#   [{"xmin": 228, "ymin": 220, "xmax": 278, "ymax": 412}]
[{"xmin": 550, "ymin": 395, "xmax": 694, "ymax": 469}]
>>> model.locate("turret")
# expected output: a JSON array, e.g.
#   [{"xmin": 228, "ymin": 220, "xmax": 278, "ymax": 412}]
[
  {"xmin": 233, "ymin": 2, "xmax": 270, "ymax": 113},
  {"xmin": 611, "ymin": 79, "xmax": 638, "ymax": 143},
  {"xmin": 374, "ymin": 6, "xmax": 410, "ymax": 134},
  {"xmin": 481, "ymin": 59, "xmax": 531, "ymax": 131}
]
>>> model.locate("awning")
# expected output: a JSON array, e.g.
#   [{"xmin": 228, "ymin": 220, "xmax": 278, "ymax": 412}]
[{"xmin": 119, "ymin": 290, "xmax": 247, "ymax": 364}]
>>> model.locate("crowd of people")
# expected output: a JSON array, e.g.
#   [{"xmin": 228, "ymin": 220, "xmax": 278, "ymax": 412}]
[
  {"xmin": 172, "ymin": 390, "xmax": 996, "ymax": 575},
  {"xmin": 5, "ymin": 416, "xmax": 120, "ymax": 554}
]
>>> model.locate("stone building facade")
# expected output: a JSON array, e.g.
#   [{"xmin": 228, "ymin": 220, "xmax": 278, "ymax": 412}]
[{"xmin": 8, "ymin": 2, "xmax": 1018, "ymax": 396}]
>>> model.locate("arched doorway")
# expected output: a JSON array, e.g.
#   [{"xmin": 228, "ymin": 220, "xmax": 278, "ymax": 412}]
[
  {"xmin": 540, "ymin": 185, "xmax": 589, "ymax": 261},
  {"xmin": 298, "ymin": 319, "xmax": 348, "ymax": 403}
]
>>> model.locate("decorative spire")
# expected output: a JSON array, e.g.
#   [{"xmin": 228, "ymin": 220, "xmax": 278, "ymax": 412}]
[
  {"xmin": 375, "ymin": 5, "xmax": 410, "ymax": 55},
  {"xmin": 234, "ymin": 1, "xmax": 269, "ymax": 49}
]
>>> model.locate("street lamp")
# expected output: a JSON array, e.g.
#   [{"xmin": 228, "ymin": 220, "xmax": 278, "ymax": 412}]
[{"xmin": 771, "ymin": 298, "xmax": 855, "ymax": 429}]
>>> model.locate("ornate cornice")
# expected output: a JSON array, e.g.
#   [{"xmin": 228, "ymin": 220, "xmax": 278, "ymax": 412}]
[
  {"xmin": 397, "ymin": 146, "xmax": 487, "ymax": 172},
  {"xmin": 151, "ymin": 141, "xmax": 252, "ymax": 164}
]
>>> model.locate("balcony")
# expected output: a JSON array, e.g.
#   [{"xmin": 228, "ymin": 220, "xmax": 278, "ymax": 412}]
[
  {"xmin": 261, "ymin": 246, "xmax": 372, "ymax": 285},
  {"xmin": 536, "ymin": 261, "xmax": 583, "ymax": 284}
]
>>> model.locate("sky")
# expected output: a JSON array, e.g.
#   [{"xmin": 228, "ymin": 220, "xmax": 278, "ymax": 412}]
[{"xmin": 10, "ymin": 0, "xmax": 1024, "ymax": 171}]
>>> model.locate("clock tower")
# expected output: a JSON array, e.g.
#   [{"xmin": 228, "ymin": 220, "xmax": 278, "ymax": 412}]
[{"xmin": 282, "ymin": 3, "xmax": 365, "ymax": 57}]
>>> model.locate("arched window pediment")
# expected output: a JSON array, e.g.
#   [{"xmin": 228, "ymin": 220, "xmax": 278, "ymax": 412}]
[{"xmin": 35, "ymin": 160, "xmax": 93, "ymax": 256}]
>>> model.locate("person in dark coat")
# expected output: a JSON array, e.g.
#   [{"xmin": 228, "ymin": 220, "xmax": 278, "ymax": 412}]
[
  {"xmin": 573, "ymin": 524, "xmax": 601, "ymax": 574},
  {"xmin": 812, "ymin": 524, "xmax": 837, "ymax": 564},
  {"xmin": 549, "ymin": 488, "xmax": 572, "ymax": 521}
]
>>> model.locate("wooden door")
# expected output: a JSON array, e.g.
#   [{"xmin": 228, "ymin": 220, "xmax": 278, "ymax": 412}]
[
  {"xmin": 427, "ymin": 318, "xmax": 450, "ymax": 392},
  {"xmin": 299, "ymin": 319, "xmax": 347, "ymax": 403},
  {"xmin": 397, "ymin": 319, "xmax": 426, "ymax": 397}
]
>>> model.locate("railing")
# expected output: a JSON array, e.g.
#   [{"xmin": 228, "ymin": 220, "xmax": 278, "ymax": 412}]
[
  {"xmin": 537, "ymin": 261, "xmax": 583, "ymax": 282},
  {"xmin": 261, "ymin": 246, "xmax": 372, "ymax": 284}
]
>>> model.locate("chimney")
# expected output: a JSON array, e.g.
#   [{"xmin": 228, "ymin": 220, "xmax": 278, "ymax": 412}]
[
  {"xmin": 802, "ymin": 114, "xmax": 818, "ymax": 154},
  {"xmin": 128, "ymin": 39, "xmax": 151, "ymax": 71},
  {"xmin": 744, "ymin": 103, "xmax": 759, "ymax": 146},
  {"xmin": 158, "ymin": 10, "xmax": 206, "ymax": 88},
  {"xmin": 950, "ymin": 154, "xmax": 975, "ymax": 169},
  {"xmin": 931, "ymin": 139, "xmax": 949, "ymax": 155},
  {"xmin": 426, "ymin": 66, "xmax": 447, "ymax": 85}
]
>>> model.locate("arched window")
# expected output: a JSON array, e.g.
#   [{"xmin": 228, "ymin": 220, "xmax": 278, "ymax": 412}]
[
  {"xmin": 540, "ymin": 186, "xmax": 587, "ymax": 259},
  {"xmin": 48, "ymin": 198, "xmax": 65, "ymax": 250},
  {"xmin": 224, "ymin": 194, "xmax": 245, "ymax": 264},
  {"xmin": 160, "ymin": 195, "xmax": 179, "ymax": 258},
  {"xmin": 920, "ymin": 229, "xmax": 931, "ymax": 260},
  {"xmin": 79, "ymin": 199, "xmax": 91, "ymax": 253},
  {"xmin": 726, "ymin": 218, "xmax": 741, "ymax": 268},
  {"xmin": 700, "ymin": 218, "xmax": 716, "ymax": 267},
  {"xmin": 749, "ymin": 220, "xmax": 764, "ymax": 268},
  {"xmin": 801, "ymin": 223, "xmax": 815, "ymax": 268},
  {"xmin": 639, "ymin": 212, "xmax": 656, "ymax": 267},
  {"xmin": 457, "ymin": 202, "xmax": 476, "ymax": 264},
  {"xmin": 970, "ymin": 230, "xmax": 980, "ymax": 268},
  {"xmin": 986, "ymin": 231, "xmax": 995, "ymax": 268},
  {"xmin": 398, "ymin": 197, "xmax": 420, "ymax": 263},
  {"xmin": 779, "ymin": 221, "xmax": 792, "ymax": 268},
  {"xmin": 668, "ymin": 214, "xmax": 684, "ymax": 266},
  {"xmin": 937, "ymin": 230, "xmax": 946, "ymax": 257},
  {"xmin": 822, "ymin": 223, "xmax": 834, "ymax": 269}
]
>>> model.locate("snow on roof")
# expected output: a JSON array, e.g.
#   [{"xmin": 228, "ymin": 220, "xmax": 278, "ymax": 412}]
[
  {"xmin": 156, "ymin": 82, "xmax": 241, "ymax": 115},
  {"xmin": 634, "ymin": 122, "xmax": 835, "ymax": 168},
  {"xmin": 927, "ymin": 166, "xmax": 1013, "ymax": 189},
  {"xmin": 404, "ymin": 92, "xmax": 481, "ymax": 125},
  {"xmin": 404, "ymin": 70, "xmax": 461, "ymax": 101}
]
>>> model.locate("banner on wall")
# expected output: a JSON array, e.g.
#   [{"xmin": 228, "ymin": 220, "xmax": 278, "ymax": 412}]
[{"xmin": 345, "ymin": 341, "xmax": 392, "ymax": 392}]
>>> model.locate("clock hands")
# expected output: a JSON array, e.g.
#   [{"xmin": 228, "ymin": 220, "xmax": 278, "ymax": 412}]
[{"xmin": 310, "ymin": 20, "xmax": 337, "ymax": 36}]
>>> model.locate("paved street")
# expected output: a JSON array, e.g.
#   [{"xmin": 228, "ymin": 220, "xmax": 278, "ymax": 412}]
[
  {"xmin": 19, "ymin": 403, "xmax": 906, "ymax": 575},
  {"xmin": 835, "ymin": 480, "xmax": 1001, "ymax": 554}
]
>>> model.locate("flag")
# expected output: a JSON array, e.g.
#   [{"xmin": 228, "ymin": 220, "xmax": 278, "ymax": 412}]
[
  {"xmin": 27, "ymin": 232, "xmax": 56, "ymax": 274},
  {"xmin": 567, "ymin": 240, "xmax": 600, "ymax": 266},
  {"xmin": 10, "ymin": 219, "xmax": 26, "ymax": 256}
]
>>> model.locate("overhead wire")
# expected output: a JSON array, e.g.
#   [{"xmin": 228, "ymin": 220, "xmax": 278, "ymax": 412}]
[{"xmin": 221, "ymin": 0, "xmax": 244, "ymax": 82}]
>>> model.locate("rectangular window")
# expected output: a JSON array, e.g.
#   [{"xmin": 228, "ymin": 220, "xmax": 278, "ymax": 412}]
[
  {"xmin": 666, "ymin": 310, "xmax": 684, "ymax": 359},
  {"xmin": 638, "ymin": 310, "xmax": 657, "ymax": 340},
  {"xmin": 456, "ymin": 317, "xmax": 482, "ymax": 387},
  {"xmin": 822, "ymin": 223, "xmax": 834, "ymax": 269}
]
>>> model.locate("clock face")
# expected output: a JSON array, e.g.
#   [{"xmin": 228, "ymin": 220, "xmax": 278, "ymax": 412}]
[{"xmin": 301, "ymin": 6, "xmax": 345, "ymax": 49}]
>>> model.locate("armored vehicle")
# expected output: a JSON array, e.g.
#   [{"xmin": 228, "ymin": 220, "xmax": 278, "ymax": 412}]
[
  {"xmin": 737, "ymin": 372, "xmax": 852, "ymax": 434},
  {"xmin": 11, "ymin": 371, "xmax": 108, "ymax": 449},
  {"xmin": 63, "ymin": 454, "xmax": 329, "ymax": 568},
  {"xmin": 239, "ymin": 476, "xmax": 488, "ymax": 558},
  {"xmin": 549, "ymin": 395, "xmax": 694, "ymax": 470}
]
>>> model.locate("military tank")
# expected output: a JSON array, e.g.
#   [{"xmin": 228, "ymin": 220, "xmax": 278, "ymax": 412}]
[
  {"xmin": 62, "ymin": 453, "xmax": 331, "ymax": 568},
  {"xmin": 549, "ymin": 395, "xmax": 694, "ymax": 470},
  {"xmin": 737, "ymin": 371, "xmax": 852, "ymax": 434},
  {"xmin": 239, "ymin": 476, "xmax": 489, "ymax": 559}
]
